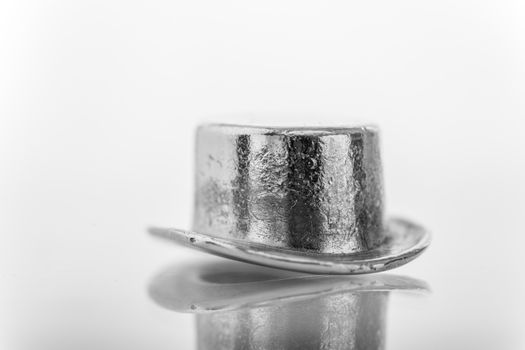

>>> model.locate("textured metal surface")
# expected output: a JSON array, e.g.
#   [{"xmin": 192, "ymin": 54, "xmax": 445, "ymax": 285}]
[
  {"xmin": 150, "ymin": 217, "xmax": 430, "ymax": 274},
  {"xmin": 151, "ymin": 124, "xmax": 430, "ymax": 274},
  {"xmin": 193, "ymin": 124, "xmax": 384, "ymax": 254},
  {"xmin": 149, "ymin": 260, "xmax": 429, "ymax": 350}
]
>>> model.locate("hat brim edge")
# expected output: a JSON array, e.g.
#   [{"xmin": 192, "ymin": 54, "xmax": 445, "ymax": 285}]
[{"xmin": 149, "ymin": 217, "xmax": 431, "ymax": 275}]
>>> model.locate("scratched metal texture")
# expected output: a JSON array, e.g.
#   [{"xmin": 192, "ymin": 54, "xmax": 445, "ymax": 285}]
[{"xmin": 193, "ymin": 124, "xmax": 384, "ymax": 254}]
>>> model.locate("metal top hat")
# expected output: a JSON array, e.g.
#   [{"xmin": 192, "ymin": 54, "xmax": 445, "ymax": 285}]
[
  {"xmin": 150, "ymin": 124, "xmax": 431, "ymax": 274},
  {"xmin": 148, "ymin": 260, "xmax": 429, "ymax": 350}
]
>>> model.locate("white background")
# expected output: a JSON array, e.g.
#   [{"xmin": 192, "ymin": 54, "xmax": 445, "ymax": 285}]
[{"xmin": 1, "ymin": 0, "xmax": 524, "ymax": 349}]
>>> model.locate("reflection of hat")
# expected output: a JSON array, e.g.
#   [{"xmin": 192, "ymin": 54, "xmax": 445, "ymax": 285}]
[
  {"xmin": 149, "ymin": 260, "xmax": 429, "ymax": 350},
  {"xmin": 151, "ymin": 124, "xmax": 430, "ymax": 274}
]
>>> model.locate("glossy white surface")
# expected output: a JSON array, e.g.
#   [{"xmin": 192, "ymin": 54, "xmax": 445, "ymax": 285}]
[{"xmin": 1, "ymin": 0, "xmax": 524, "ymax": 348}]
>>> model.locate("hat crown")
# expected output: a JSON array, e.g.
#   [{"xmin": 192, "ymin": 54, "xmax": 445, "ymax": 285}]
[{"xmin": 193, "ymin": 124, "xmax": 384, "ymax": 254}]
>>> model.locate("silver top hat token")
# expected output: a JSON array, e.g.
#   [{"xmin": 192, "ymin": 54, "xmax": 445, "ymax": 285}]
[{"xmin": 150, "ymin": 124, "xmax": 431, "ymax": 274}]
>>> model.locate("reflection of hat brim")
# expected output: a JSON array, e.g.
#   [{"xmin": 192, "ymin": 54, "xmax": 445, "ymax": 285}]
[
  {"xmin": 148, "ymin": 259, "xmax": 430, "ymax": 313},
  {"xmin": 149, "ymin": 217, "xmax": 431, "ymax": 275}
]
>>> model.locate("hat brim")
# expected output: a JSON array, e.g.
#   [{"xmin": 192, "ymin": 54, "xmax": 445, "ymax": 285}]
[
  {"xmin": 149, "ymin": 217, "xmax": 430, "ymax": 275},
  {"xmin": 148, "ymin": 259, "xmax": 430, "ymax": 313}
]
